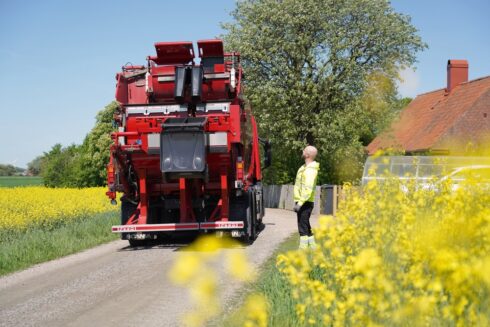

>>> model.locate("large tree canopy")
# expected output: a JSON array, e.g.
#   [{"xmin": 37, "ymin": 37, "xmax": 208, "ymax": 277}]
[{"xmin": 222, "ymin": 0, "xmax": 425, "ymax": 183}]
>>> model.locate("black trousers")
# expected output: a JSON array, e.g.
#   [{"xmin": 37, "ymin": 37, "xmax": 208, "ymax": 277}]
[{"xmin": 297, "ymin": 202, "xmax": 314, "ymax": 236}]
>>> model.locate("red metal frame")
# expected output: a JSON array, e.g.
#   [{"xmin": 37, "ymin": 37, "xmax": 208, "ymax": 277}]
[
  {"xmin": 107, "ymin": 39, "xmax": 262, "ymax": 233},
  {"xmin": 150, "ymin": 42, "xmax": 194, "ymax": 65},
  {"xmin": 138, "ymin": 169, "xmax": 148, "ymax": 224}
]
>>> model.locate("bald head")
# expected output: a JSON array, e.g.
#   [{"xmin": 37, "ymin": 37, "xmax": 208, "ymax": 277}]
[{"xmin": 302, "ymin": 146, "xmax": 318, "ymax": 160}]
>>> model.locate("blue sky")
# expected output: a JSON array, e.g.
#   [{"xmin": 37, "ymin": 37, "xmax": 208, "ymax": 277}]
[{"xmin": 1, "ymin": 0, "xmax": 489, "ymax": 168}]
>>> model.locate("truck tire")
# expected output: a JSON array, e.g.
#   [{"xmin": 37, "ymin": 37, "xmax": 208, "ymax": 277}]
[
  {"xmin": 257, "ymin": 189, "xmax": 265, "ymax": 232},
  {"xmin": 121, "ymin": 200, "xmax": 137, "ymax": 225},
  {"xmin": 257, "ymin": 189, "xmax": 265, "ymax": 224},
  {"xmin": 243, "ymin": 189, "xmax": 257, "ymax": 244}
]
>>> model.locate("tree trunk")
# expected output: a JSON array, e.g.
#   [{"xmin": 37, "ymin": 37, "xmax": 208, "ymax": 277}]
[{"xmin": 306, "ymin": 132, "xmax": 315, "ymax": 146}]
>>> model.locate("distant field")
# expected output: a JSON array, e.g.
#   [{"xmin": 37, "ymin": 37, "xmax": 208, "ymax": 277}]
[{"xmin": 0, "ymin": 176, "xmax": 43, "ymax": 187}]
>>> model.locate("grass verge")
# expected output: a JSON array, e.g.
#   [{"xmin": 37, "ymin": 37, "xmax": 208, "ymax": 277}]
[
  {"xmin": 0, "ymin": 211, "xmax": 119, "ymax": 276},
  {"xmin": 219, "ymin": 233, "xmax": 300, "ymax": 327}
]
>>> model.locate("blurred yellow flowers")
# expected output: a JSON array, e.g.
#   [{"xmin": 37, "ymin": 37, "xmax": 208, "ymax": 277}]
[
  {"xmin": 277, "ymin": 175, "xmax": 490, "ymax": 326},
  {"xmin": 168, "ymin": 235, "xmax": 266, "ymax": 327}
]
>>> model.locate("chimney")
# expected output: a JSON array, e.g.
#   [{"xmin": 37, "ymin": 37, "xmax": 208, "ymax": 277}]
[{"xmin": 447, "ymin": 59, "xmax": 468, "ymax": 93}]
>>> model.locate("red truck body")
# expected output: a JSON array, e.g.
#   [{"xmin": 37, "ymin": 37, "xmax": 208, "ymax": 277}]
[{"xmin": 106, "ymin": 40, "xmax": 270, "ymax": 245}]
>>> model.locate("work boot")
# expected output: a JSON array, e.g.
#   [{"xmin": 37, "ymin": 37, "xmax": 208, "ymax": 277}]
[
  {"xmin": 299, "ymin": 236, "xmax": 309, "ymax": 250},
  {"xmin": 308, "ymin": 236, "xmax": 317, "ymax": 250}
]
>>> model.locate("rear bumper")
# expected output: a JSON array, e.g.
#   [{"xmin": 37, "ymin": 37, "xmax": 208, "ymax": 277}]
[{"xmin": 112, "ymin": 221, "xmax": 244, "ymax": 233}]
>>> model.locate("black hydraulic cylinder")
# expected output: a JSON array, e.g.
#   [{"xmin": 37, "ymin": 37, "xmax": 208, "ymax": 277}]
[
  {"xmin": 174, "ymin": 66, "xmax": 187, "ymax": 100},
  {"xmin": 191, "ymin": 66, "xmax": 203, "ymax": 102}
]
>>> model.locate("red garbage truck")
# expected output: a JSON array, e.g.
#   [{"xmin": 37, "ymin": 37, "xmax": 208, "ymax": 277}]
[{"xmin": 106, "ymin": 39, "xmax": 271, "ymax": 246}]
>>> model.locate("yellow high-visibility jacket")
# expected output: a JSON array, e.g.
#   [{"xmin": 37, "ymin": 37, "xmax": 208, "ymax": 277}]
[{"xmin": 294, "ymin": 161, "xmax": 320, "ymax": 206}]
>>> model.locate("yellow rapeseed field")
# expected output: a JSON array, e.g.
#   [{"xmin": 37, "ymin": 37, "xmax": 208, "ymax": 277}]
[
  {"xmin": 170, "ymin": 164, "xmax": 490, "ymax": 326},
  {"xmin": 0, "ymin": 187, "xmax": 117, "ymax": 231},
  {"xmin": 277, "ymin": 175, "xmax": 490, "ymax": 326}
]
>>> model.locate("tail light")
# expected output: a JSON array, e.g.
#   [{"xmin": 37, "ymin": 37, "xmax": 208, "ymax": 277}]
[{"xmin": 236, "ymin": 157, "xmax": 244, "ymax": 180}]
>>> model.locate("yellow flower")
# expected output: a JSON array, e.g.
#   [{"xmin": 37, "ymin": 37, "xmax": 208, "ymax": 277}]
[
  {"xmin": 353, "ymin": 248, "xmax": 381, "ymax": 273},
  {"xmin": 242, "ymin": 293, "xmax": 268, "ymax": 327},
  {"xmin": 295, "ymin": 303, "xmax": 306, "ymax": 322},
  {"xmin": 226, "ymin": 251, "xmax": 256, "ymax": 282},
  {"xmin": 274, "ymin": 170, "xmax": 490, "ymax": 325},
  {"xmin": 168, "ymin": 253, "xmax": 202, "ymax": 284}
]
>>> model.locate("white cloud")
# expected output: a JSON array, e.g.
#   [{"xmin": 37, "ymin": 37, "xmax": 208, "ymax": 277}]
[{"xmin": 397, "ymin": 67, "xmax": 420, "ymax": 98}]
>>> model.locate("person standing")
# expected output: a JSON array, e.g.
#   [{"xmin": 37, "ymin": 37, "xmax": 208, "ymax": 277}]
[{"xmin": 293, "ymin": 146, "xmax": 320, "ymax": 249}]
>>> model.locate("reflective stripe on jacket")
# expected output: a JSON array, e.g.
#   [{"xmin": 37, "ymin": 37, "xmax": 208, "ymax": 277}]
[{"xmin": 293, "ymin": 161, "xmax": 320, "ymax": 206}]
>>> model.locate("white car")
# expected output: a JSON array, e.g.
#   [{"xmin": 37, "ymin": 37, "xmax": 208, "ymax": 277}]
[
  {"xmin": 362, "ymin": 156, "xmax": 490, "ymax": 192},
  {"xmin": 438, "ymin": 165, "xmax": 490, "ymax": 191}
]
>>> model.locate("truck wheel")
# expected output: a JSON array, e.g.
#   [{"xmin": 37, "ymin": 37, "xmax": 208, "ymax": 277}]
[
  {"xmin": 258, "ymin": 189, "xmax": 265, "ymax": 231},
  {"xmin": 259, "ymin": 186, "xmax": 265, "ymax": 223},
  {"xmin": 121, "ymin": 200, "xmax": 137, "ymax": 225},
  {"xmin": 243, "ymin": 190, "xmax": 257, "ymax": 244}
]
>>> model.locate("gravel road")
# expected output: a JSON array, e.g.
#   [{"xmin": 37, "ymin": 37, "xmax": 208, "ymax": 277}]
[{"xmin": 0, "ymin": 209, "xmax": 313, "ymax": 327}]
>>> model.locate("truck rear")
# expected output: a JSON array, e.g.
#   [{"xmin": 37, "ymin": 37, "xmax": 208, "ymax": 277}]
[{"xmin": 106, "ymin": 40, "xmax": 271, "ymax": 246}]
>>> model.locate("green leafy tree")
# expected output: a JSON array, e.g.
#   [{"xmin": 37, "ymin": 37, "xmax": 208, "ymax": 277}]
[
  {"xmin": 41, "ymin": 144, "xmax": 83, "ymax": 187},
  {"xmin": 77, "ymin": 101, "xmax": 118, "ymax": 187},
  {"xmin": 0, "ymin": 164, "xmax": 23, "ymax": 176},
  {"xmin": 327, "ymin": 73, "xmax": 413, "ymax": 183},
  {"xmin": 222, "ymin": 0, "xmax": 426, "ymax": 184}
]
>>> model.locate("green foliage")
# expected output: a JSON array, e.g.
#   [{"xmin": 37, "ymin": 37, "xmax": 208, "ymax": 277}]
[
  {"xmin": 265, "ymin": 146, "xmax": 303, "ymax": 185},
  {"xmin": 78, "ymin": 102, "xmax": 118, "ymax": 187},
  {"xmin": 222, "ymin": 0, "xmax": 426, "ymax": 184},
  {"xmin": 40, "ymin": 102, "xmax": 117, "ymax": 187},
  {"xmin": 0, "ymin": 164, "xmax": 24, "ymax": 176},
  {"xmin": 41, "ymin": 143, "xmax": 83, "ymax": 187},
  {"xmin": 27, "ymin": 155, "xmax": 43, "ymax": 176},
  {"xmin": 357, "ymin": 72, "xmax": 406, "ymax": 145}
]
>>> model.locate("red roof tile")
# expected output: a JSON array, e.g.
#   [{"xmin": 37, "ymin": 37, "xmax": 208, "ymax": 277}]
[{"xmin": 367, "ymin": 75, "xmax": 490, "ymax": 154}]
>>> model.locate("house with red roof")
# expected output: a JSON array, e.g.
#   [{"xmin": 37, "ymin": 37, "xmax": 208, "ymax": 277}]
[{"xmin": 368, "ymin": 60, "xmax": 490, "ymax": 155}]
